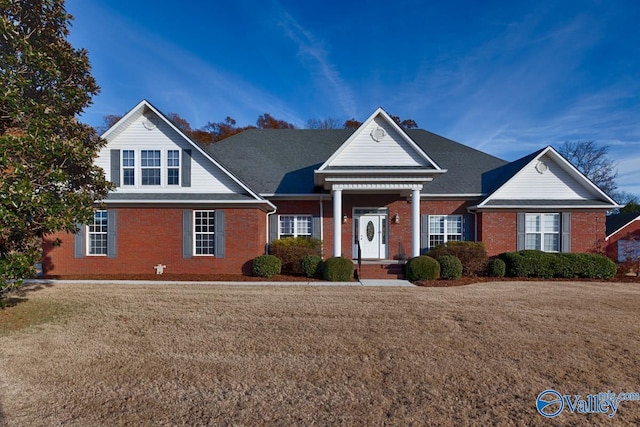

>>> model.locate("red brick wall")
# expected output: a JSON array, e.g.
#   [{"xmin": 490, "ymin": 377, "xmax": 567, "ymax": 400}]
[
  {"xmin": 43, "ymin": 207, "xmax": 267, "ymax": 277},
  {"xmin": 478, "ymin": 210, "xmax": 608, "ymax": 257}
]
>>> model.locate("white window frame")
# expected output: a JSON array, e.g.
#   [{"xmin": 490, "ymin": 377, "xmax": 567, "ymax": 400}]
[
  {"xmin": 141, "ymin": 150, "xmax": 162, "ymax": 186},
  {"xmin": 194, "ymin": 210, "xmax": 215, "ymax": 256},
  {"xmin": 122, "ymin": 150, "xmax": 135, "ymax": 186},
  {"xmin": 428, "ymin": 215, "xmax": 462, "ymax": 248},
  {"xmin": 87, "ymin": 210, "xmax": 108, "ymax": 256},
  {"xmin": 278, "ymin": 215, "xmax": 312, "ymax": 238},
  {"xmin": 525, "ymin": 213, "xmax": 559, "ymax": 252},
  {"xmin": 167, "ymin": 149, "xmax": 180, "ymax": 186}
]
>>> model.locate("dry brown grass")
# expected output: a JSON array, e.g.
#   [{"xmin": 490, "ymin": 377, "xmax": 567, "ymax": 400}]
[{"xmin": 1, "ymin": 281, "xmax": 639, "ymax": 426}]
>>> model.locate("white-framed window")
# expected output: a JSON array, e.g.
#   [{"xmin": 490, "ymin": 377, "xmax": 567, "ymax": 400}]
[
  {"xmin": 122, "ymin": 150, "xmax": 135, "ymax": 186},
  {"xmin": 525, "ymin": 213, "xmax": 559, "ymax": 252},
  {"xmin": 167, "ymin": 150, "xmax": 180, "ymax": 186},
  {"xmin": 194, "ymin": 210, "xmax": 215, "ymax": 255},
  {"xmin": 87, "ymin": 210, "xmax": 108, "ymax": 255},
  {"xmin": 279, "ymin": 215, "xmax": 312, "ymax": 238},
  {"xmin": 428, "ymin": 215, "xmax": 462, "ymax": 248},
  {"xmin": 141, "ymin": 150, "xmax": 161, "ymax": 185}
]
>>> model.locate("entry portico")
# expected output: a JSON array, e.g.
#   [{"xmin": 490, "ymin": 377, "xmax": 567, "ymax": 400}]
[{"xmin": 314, "ymin": 108, "xmax": 446, "ymax": 259}]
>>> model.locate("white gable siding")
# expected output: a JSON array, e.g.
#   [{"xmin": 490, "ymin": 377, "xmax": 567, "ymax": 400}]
[
  {"xmin": 492, "ymin": 154, "xmax": 596, "ymax": 200},
  {"xmin": 329, "ymin": 117, "xmax": 429, "ymax": 167},
  {"xmin": 96, "ymin": 114, "xmax": 244, "ymax": 194}
]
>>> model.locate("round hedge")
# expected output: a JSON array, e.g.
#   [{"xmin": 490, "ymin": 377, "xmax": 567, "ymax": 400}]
[
  {"xmin": 438, "ymin": 255, "xmax": 463, "ymax": 280},
  {"xmin": 487, "ymin": 258, "xmax": 506, "ymax": 277},
  {"xmin": 405, "ymin": 256, "xmax": 440, "ymax": 281},
  {"xmin": 252, "ymin": 254, "xmax": 281, "ymax": 278},
  {"xmin": 300, "ymin": 255, "xmax": 322, "ymax": 278},
  {"xmin": 322, "ymin": 257, "xmax": 354, "ymax": 281}
]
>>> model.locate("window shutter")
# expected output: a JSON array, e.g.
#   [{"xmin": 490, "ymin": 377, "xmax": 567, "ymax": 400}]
[
  {"xmin": 561, "ymin": 212, "xmax": 571, "ymax": 253},
  {"xmin": 74, "ymin": 224, "xmax": 85, "ymax": 258},
  {"xmin": 107, "ymin": 210, "xmax": 118, "ymax": 258},
  {"xmin": 269, "ymin": 214, "xmax": 279, "ymax": 243},
  {"xmin": 516, "ymin": 212, "xmax": 526, "ymax": 251},
  {"xmin": 182, "ymin": 210, "xmax": 193, "ymax": 258},
  {"xmin": 420, "ymin": 214, "xmax": 429, "ymax": 254},
  {"xmin": 181, "ymin": 149, "xmax": 191, "ymax": 187},
  {"xmin": 110, "ymin": 149, "xmax": 121, "ymax": 187},
  {"xmin": 215, "ymin": 210, "xmax": 225, "ymax": 258},
  {"xmin": 312, "ymin": 215, "xmax": 321, "ymax": 240},
  {"xmin": 463, "ymin": 214, "xmax": 473, "ymax": 241}
]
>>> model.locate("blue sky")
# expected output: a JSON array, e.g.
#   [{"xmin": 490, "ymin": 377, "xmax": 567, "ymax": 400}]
[{"xmin": 66, "ymin": 0, "xmax": 640, "ymax": 196}]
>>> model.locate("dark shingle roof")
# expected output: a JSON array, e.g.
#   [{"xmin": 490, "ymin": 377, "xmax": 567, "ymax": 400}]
[
  {"xmin": 483, "ymin": 200, "xmax": 615, "ymax": 207},
  {"xmin": 200, "ymin": 128, "xmax": 508, "ymax": 195},
  {"xmin": 606, "ymin": 213, "xmax": 640, "ymax": 237}
]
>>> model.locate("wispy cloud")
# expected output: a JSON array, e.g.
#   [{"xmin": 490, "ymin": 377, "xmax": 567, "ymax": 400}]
[{"xmin": 275, "ymin": 8, "xmax": 356, "ymax": 118}]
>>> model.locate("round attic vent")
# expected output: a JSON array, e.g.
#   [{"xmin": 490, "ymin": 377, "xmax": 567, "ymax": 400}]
[
  {"xmin": 143, "ymin": 116, "xmax": 158, "ymax": 130},
  {"xmin": 370, "ymin": 127, "xmax": 385, "ymax": 142},
  {"xmin": 535, "ymin": 161, "xmax": 548, "ymax": 174}
]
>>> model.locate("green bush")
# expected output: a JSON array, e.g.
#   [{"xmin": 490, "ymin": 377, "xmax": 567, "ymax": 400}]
[
  {"xmin": 322, "ymin": 257, "xmax": 354, "ymax": 281},
  {"xmin": 438, "ymin": 255, "xmax": 462, "ymax": 280},
  {"xmin": 499, "ymin": 250, "xmax": 617, "ymax": 279},
  {"xmin": 427, "ymin": 241, "xmax": 488, "ymax": 276},
  {"xmin": 252, "ymin": 255, "xmax": 282, "ymax": 278},
  {"xmin": 405, "ymin": 256, "xmax": 440, "ymax": 281},
  {"xmin": 300, "ymin": 255, "xmax": 322, "ymax": 278},
  {"xmin": 269, "ymin": 237, "xmax": 322, "ymax": 275},
  {"xmin": 487, "ymin": 258, "xmax": 506, "ymax": 277}
]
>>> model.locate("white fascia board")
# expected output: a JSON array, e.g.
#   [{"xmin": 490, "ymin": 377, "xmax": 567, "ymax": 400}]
[{"xmin": 475, "ymin": 204, "xmax": 618, "ymax": 210}]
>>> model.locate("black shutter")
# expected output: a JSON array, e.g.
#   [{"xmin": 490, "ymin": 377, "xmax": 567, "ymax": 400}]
[
  {"xmin": 107, "ymin": 210, "xmax": 117, "ymax": 258},
  {"xmin": 561, "ymin": 212, "xmax": 571, "ymax": 253},
  {"xmin": 516, "ymin": 212, "xmax": 526, "ymax": 251},
  {"xmin": 181, "ymin": 149, "xmax": 191, "ymax": 187},
  {"xmin": 215, "ymin": 210, "xmax": 225, "ymax": 258},
  {"xmin": 463, "ymin": 213, "xmax": 473, "ymax": 241},
  {"xmin": 110, "ymin": 149, "xmax": 120, "ymax": 187},
  {"xmin": 182, "ymin": 210, "xmax": 193, "ymax": 258}
]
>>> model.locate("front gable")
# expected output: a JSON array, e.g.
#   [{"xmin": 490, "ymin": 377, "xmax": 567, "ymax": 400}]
[
  {"xmin": 314, "ymin": 108, "xmax": 445, "ymax": 191},
  {"xmin": 96, "ymin": 100, "xmax": 270, "ymax": 208},
  {"xmin": 478, "ymin": 146, "xmax": 619, "ymax": 209}
]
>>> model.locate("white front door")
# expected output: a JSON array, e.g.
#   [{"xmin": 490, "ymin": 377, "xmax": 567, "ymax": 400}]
[{"xmin": 358, "ymin": 214, "xmax": 385, "ymax": 259}]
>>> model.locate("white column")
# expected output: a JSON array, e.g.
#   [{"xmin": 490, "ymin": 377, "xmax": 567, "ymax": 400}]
[
  {"xmin": 411, "ymin": 188, "xmax": 421, "ymax": 257},
  {"xmin": 333, "ymin": 188, "xmax": 342, "ymax": 257}
]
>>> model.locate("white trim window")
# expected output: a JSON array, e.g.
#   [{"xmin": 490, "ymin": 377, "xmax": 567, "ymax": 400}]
[
  {"xmin": 141, "ymin": 150, "xmax": 161, "ymax": 185},
  {"xmin": 167, "ymin": 149, "xmax": 180, "ymax": 186},
  {"xmin": 279, "ymin": 215, "xmax": 312, "ymax": 238},
  {"xmin": 525, "ymin": 213, "xmax": 559, "ymax": 252},
  {"xmin": 122, "ymin": 150, "xmax": 135, "ymax": 186},
  {"xmin": 87, "ymin": 210, "xmax": 108, "ymax": 255},
  {"xmin": 428, "ymin": 215, "xmax": 462, "ymax": 248},
  {"xmin": 194, "ymin": 210, "xmax": 215, "ymax": 255}
]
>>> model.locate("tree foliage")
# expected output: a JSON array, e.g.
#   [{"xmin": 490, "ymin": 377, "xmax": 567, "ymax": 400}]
[
  {"xmin": 0, "ymin": 0, "xmax": 111, "ymax": 294},
  {"xmin": 558, "ymin": 140, "xmax": 618, "ymax": 195}
]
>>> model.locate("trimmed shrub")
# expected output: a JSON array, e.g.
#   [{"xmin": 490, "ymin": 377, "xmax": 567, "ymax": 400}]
[
  {"xmin": 269, "ymin": 237, "xmax": 322, "ymax": 275},
  {"xmin": 405, "ymin": 256, "xmax": 440, "ymax": 281},
  {"xmin": 252, "ymin": 255, "xmax": 281, "ymax": 278},
  {"xmin": 300, "ymin": 255, "xmax": 322, "ymax": 278},
  {"xmin": 438, "ymin": 255, "xmax": 462, "ymax": 280},
  {"xmin": 499, "ymin": 250, "xmax": 617, "ymax": 279},
  {"xmin": 322, "ymin": 257, "xmax": 354, "ymax": 281},
  {"xmin": 427, "ymin": 241, "xmax": 488, "ymax": 276},
  {"xmin": 487, "ymin": 258, "xmax": 506, "ymax": 277}
]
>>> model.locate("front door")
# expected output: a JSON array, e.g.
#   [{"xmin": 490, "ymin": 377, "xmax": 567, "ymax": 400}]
[{"xmin": 358, "ymin": 214, "xmax": 385, "ymax": 259}]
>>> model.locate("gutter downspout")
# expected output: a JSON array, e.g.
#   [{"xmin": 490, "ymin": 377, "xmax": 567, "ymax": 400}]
[
  {"xmin": 467, "ymin": 206, "xmax": 478, "ymax": 242},
  {"xmin": 266, "ymin": 204, "xmax": 277, "ymax": 255},
  {"xmin": 319, "ymin": 195, "xmax": 324, "ymax": 258}
]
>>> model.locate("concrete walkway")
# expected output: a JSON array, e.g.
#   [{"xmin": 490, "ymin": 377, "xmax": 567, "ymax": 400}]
[{"xmin": 25, "ymin": 279, "xmax": 414, "ymax": 287}]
